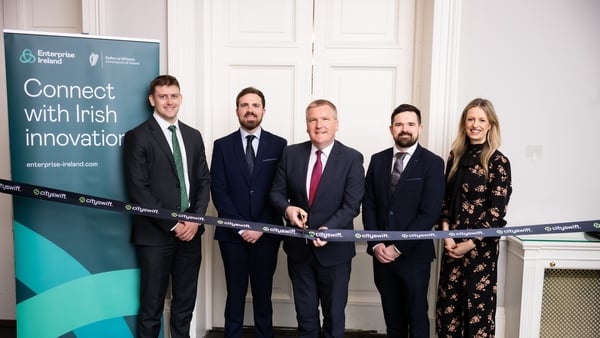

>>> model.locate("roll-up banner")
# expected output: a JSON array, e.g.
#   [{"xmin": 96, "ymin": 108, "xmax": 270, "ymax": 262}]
[{"xmin": 3, "ymin": 30, "xmax": 159, "ymax": 338}]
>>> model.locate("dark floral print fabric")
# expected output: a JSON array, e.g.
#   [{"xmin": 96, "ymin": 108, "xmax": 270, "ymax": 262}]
[{"xmin": 436, "ymin": 144, "xmax": 512, "ymax": 338}]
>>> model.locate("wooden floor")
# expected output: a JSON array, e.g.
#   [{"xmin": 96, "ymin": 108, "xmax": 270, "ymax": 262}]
[
  {"xmin": 205, "ymin": 327, "xmax": 384, "ymax": 337},
  {"xmin": 0, "ymin": 324, "xmax": 384, "ymax": 337},
  {"xmin": 0, "ymin": 320, "xmax": 15, "ymax": 338}
]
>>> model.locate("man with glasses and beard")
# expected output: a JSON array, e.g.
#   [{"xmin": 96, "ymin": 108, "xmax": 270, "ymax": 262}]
[
  {"xmin": 210, "ymin": 87, "xmax": 287, "ymax": 338},
  {"xmin": 362, "ymin": 104, "xmax": 445, "ymax": 338}
]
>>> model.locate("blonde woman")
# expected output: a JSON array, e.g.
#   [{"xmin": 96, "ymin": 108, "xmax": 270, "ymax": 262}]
[{"xmin": 435, "ymin": 98, "xmax": 512, "ymax": 338}]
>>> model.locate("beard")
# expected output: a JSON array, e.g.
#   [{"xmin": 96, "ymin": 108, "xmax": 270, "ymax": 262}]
[
  {"xmin": 394, "ymin": 133, "xmax": 418, "ymax": 148},
  {"xmin": 239, "ymin": 114, "xmax": 262, "ymax": 130}
]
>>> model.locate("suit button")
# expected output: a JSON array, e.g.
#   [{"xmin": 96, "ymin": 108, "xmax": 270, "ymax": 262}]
[
  {"xmin": 250, "ymin": 190, "xmax": 254, "ymax": 195},
  {"xmin": 388, "ymin": 211, "xmax": 394, "ymax": 215}
]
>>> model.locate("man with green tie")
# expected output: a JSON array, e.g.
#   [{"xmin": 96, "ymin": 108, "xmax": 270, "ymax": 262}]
[{"xmin": 123, "ymin": 75, "xmax": 210, "ymax": 338}]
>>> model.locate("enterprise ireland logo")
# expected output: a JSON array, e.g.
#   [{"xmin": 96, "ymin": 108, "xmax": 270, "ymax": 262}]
[
  {"xmin": 19, "ymin": 49, "xmax": 36, "ymax": 63},
  {"xmin": 19, "ymin": 48, "xmax": 76, "ymax": 65}
]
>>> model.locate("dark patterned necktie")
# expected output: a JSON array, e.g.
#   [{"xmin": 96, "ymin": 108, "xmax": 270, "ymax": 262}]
[
  {"xmin": 390, "ymin": 152, "xmax": 407, "ymax": 192},
  {"xmin": 168, "ymin": 125, "xmax": 189, "ymax": 211},
  {"xmin": 245, "ymin": 135, "xmax": 256, "ymax": 174}
]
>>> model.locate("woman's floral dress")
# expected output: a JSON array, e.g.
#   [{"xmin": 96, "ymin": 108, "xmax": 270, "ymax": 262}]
[{"xmin": 436, "ymin": 144, "xmax": 512, "ymax": 338}]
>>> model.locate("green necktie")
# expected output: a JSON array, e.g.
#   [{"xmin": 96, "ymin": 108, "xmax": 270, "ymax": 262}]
[{"xmin": 168, "ymin": 125, "xmax": 189, "ymax": 211}]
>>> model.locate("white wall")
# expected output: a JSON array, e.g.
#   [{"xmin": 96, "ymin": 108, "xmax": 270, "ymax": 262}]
[
  {"xmin": 448, "ymin": 4, "xmax": 600, "ymax": 333},
  {"xmin": 0, "ymin": 0, "xmax": 16, "ymax": 321},
  {"xmin": 456, "ymin": 0, "xmax": 600, "ymax": 226},
  {"xmin": 100, "ymin": 0, "xmax": 168, "ymax": 72},
  {"xmin": 2, "ymin": 0, "xmax": 599, "ymax": 331}
]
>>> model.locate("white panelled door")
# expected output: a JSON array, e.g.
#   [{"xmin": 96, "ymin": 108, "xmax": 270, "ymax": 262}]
[{"xmin": 209, "ymin": 0, "xmax": 416, "ymax": 332}]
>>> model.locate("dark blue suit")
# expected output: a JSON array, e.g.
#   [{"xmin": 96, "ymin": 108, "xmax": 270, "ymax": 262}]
[
  {"xmin": 124, "ymin": 117, "xmax": 210, "ymax": 338},
  {"xmin": 362, "ymin": 144, "xmax": 444, "ymax": 338},
  {"xmin": 270, "ymin": 140, "xmax": 365, "ymax": 338},
  {"xmin": 211, "ymin": 129, "xmax": 286, "ymax": 338}
]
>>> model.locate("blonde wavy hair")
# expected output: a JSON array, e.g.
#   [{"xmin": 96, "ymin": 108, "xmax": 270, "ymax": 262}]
[{"xmin": 448, "ymin": 98, "xmax": 502, "ymax": 180}]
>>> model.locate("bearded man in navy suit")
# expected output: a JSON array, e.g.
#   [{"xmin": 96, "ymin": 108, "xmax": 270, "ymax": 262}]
[
  {"xmin": 362, "ymin": 104, "xmax": 445, "ymax": 338},
  {"xmin": 124, "ymin": 75, "xmax": 210, "ymax": 338},
  {"xmin": 270, "ymin": 99, "xmax": 365, "ymax": 338},
  {"xmin": 211, "ymin": 87, "xmax": 287, "ymax": 338}
]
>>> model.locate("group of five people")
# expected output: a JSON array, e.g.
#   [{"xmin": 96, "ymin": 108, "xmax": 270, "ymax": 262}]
[{"xmin": 123, "ymin": 74, "xmax": 512, "ymax": 338}]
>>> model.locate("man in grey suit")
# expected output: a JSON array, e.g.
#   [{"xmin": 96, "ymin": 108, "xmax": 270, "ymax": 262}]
[
  {"xmin": 270, "ymin": 99, "xmax": 365, "ymax": 338},
  {"xmin": 211, "ymin": 87, "xmax": 287, "ymax": 338},
  {"xmin": 123, "ymin": 75, "xmax": 210, "ymax": 338},
  {"xmin": 362, "ymin": 104, "xmax": 445, "ymax": 338}
]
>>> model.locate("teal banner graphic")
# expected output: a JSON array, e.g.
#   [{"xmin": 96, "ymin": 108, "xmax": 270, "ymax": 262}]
[{"xmin": 4, "ymin": 30, "xmax": 159, "ymax": 338}]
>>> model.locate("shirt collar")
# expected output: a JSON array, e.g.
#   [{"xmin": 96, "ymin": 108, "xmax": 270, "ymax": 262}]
[
  {"xmin": 312, "ymin": 142, "xmax": 334, "ymax": 158},
  {"xmin": 393, "ymin": 142, "xmax": 418, "ymax": 157},
  {"xmin": 240, "ymin": 127, "xmax": 262, "ymax": 141},
  {"xmin": 153, "ymin": 112, "xmax": 177, "ymax": 131}
]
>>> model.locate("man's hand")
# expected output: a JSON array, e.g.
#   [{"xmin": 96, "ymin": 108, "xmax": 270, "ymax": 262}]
[
  {"xmin": 285, "ymin": 206, "xmax": 308, "ymax": 228},
  {"xmin": 312, "ymin": 226, "xmax": 328, "ymax": 247},
  {"xmin": 174, "ymin": 221, "xmax": 199, "ymax": 241},
  {"xmin": 240, "ymin": 229, "xmax": 263, "ymax": 244},
  {"xmin": 373, "ymin": 243, "xmax": 400, "ymax": 263}
]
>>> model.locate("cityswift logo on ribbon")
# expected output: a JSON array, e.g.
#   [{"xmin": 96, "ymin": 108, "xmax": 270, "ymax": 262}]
[{"xmin": 1, "ymin": 177, "xmax": 600, "ymax": 245}]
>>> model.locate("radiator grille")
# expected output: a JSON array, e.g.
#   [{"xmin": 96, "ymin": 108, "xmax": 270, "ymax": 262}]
[{"xmin": 539, "ymin": 269, "xmax": 600, "ymax": 338}]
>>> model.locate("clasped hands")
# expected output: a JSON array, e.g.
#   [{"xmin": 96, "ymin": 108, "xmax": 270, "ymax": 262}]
[
  {"xmin": 174, "ymin": 221, "xmax": 199, "ymax": 242},
  {"xmin": 239, "ymin": 229, "xmax": 263, "ymax": 244},
  {"xmin": 443, "ymin": 238, "xmax": 476, "ymax": 259},
  {"xmin": 373, "ymin": 243, "xmax": 401, "ymax": 263},
  {"xmin": 285, "ymin": 206, "xmax": 328, "ymax": 247},
  {"xmin": 442, "ymin": 220, "xmax": 476, "ymax": 259}
]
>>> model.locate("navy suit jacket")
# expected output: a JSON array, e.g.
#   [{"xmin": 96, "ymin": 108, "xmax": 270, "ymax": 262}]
[
  {"xmin": 270, "ymin": 140, "xmax": 365, "ymax": 267},
  {"xmin": 211, "ymin": 129, "xmax": 287, "ymax": 242},
  {"xmin": 123, "ymin": 117, "xmax": 211, "ymax": 246},
  {"xmin": 362, "ymin": 144, "xmax": 445, "ymax": 262}
]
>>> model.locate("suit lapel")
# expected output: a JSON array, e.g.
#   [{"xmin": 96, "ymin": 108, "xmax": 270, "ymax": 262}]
[
  {"xmin": 320, "ymin": 141, "xmax": 337, "ymax": 181},
  {"xmin": 225, "ymin": 130, "xmax": 246, "ymax": 173},
  {"xmin": 381, "ymin": 148, "xmax": 394, "ymax": 187},
  {"xmin": 378, "ymin": 148, "xmax": 395, "ymax": 200},
  {"xmin": 299, "ymin": 142, "xmax": 312, "ymax": 205},
  {"xmin": 393, "ymin": 145, "xmax": 422, "ymax": 190},
  {"xmin": 149, "ymin": 119, "xmax": 178, "ymax": 176},
  {"xmin": 312, "ymin": 141, "xmax": 339, "ymax": 206},
  {"xmin": 252, "ymin": 132, "xmax": 270, "ymax": 179},
  {"xmin": 179, "ymin": 123, "xmax": 197, "ymax": 175}
]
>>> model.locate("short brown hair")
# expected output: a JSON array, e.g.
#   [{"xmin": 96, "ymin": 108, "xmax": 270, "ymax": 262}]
[{"xmin": 149, "ymin": 75, "xmax": 180, "ymax": 95}]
